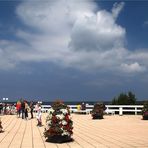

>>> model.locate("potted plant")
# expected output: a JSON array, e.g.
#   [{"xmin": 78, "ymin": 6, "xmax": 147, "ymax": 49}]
[
  {"xmin": 0, "ymin": 118, "xmax": 3, "ymax": 133},
  {"xmin": 44, "ymin": 100, "xmax": 73, "ymax": 143},
  {"xmin": 142, "ymin": 101, "xmax": 148, "ymax": 120},
  {"xmin": 91, "ymin": 102, "xmax": 106, "ymax": 119}
]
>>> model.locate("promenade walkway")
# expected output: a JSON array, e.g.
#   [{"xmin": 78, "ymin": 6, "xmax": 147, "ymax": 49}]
[{"xmin": 0, "ymin": 114, "xmax": 148, "ymax": 148}]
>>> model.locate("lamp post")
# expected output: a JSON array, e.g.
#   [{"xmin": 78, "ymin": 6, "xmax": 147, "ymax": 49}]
[
  {"xmin": 3, "ymin": 98, "xmax": 8, "ymax": 103},
  {"xmin": 3, "ymin": 98, "xmax": 5, "ymax": 102},
  {"xmin": 38, "ymin": 101, "xmax": 42, "ymax": 104},
  {"xmin": 2, "ymin": 98, "xmax": 8, "ymax": 115}
]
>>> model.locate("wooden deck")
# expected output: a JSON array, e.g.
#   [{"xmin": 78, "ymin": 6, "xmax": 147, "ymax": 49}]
[{"xmin": 0, "ymin": 114, "xmax": 148, "ymax": 148}]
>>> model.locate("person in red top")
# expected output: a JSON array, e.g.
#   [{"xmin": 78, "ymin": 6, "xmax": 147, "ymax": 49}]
[{"xmin": 16, "ymin": 101, "xmax": 21, "ymax": 118}]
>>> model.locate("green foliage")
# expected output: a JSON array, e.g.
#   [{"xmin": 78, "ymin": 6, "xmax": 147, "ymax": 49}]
[
  {"xmin": 52, "ymin": 100, "xmax": 67, "ymax": 110},
  {"xmin": 112, "ymin": 91, "xmax": 137, "ymax": 105}
]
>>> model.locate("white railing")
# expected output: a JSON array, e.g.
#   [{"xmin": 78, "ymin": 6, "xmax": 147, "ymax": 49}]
[
  {"xmin": 39, "ymin": 105, "xmax": 143, "ymax": 115},
  {"xmin": 106, "ymin": 105, "xmax": 143, "ymax": 115}
]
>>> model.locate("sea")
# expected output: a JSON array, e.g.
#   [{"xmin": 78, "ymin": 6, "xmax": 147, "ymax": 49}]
[
  {"xmin": 1, "ymin": 101, "xmax": 111, "ymax": 105},
  {"xmin": 1, "ymin": 101, "xmax": 145, "ymax": 105}
]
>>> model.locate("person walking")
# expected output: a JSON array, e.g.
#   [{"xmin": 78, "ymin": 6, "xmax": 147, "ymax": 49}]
[
  {"xmin": 4, "ymin": 103, "xmax": 7, "ymax": 115},
  {"xmin": 0, "ymin": 103, "xmax": 2, "ymax": 115},
  {"xmin": 21, "ymin": 100, "xmax": 25, "ymax": 119},
  {"xmin": 24, "ymin": 101, "xmax": 29, "ymax": 120},
  {"xmin": 16, "ymin": 101, "xmax": 21, "ymax": 117},
  {"xmin": 30, "ymin": 101, "xmax": 34, "ymax": 119},
  {"xmin": 36, "ymin": 103, "xmax": 42, "ymax": 126}
]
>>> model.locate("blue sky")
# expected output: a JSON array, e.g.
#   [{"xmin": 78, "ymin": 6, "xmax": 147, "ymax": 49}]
[{"xmin": 0, "ymin": 0, "xmax": 148, "ymax": 102}]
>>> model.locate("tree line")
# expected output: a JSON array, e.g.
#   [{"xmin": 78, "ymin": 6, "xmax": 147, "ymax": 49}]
[{"xmin": 112, "ymin": 91, "xmax": 137, "ymax": 105}]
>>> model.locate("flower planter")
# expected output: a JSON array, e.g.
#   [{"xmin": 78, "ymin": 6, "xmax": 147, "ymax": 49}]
[
  {"xmin": 0, "ymin": 119, "xmax": 3, "ymax": 133},
  {"xmin": 142, "ymin": 101, "xmax": 148, "ymax": 120},
  {"xmin": 46, "ymin": 135, "xmax": 72, "ymax": 143},
  {"xmin": 92, "ymin": 114, "xmax": 103, "ymax": 119},
  {"xmin": 143, "ymin": 111, "xmax": 148, "ymax": 120},
  {"xmin": 91, "ymin": 102, "xmax": 106, "ymax": 120},
  {"xmin": 44, "ymin": 101, "xmax": 73, "ymax": 143}
]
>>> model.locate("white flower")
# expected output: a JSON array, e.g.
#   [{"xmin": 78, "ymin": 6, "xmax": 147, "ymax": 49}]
[
  {"xmin": 60, "ymin": 109, "xmax": 68, "ymax": 115},
  {"xmin": 47, "ymin": 120, "xmax": 52, "ymax": 126},
  {"xmin": 46, "ymin": 114, "xmax": 52, "ymax": 120},
  {"xmin": 56, "ymin": 114, "xmax": 64, "ymax": 120},
  {"xmin": 69, "ymin": 115, "xmax": 72, "ymax": 120},
  {"xmin": 61, "ymin": 130, "xmax": 70, "ymax": 136},
  {"xmin": 45, "ymin": 125, "xmax": 50, "ymax": 130},
  {"xmin": 62, "ymin": 120, "xmax": 67, "ymax": 125},
  {"xmin": 48, "ymin": 108, "xmax": 54, "ymax": 114}
]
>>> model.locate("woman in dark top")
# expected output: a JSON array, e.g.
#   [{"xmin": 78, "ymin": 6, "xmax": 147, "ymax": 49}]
[
  {"xmin": 30, "ymin": 101, "xmax": 34, "ymax": 119},
  {"xmin": 24, "ymin": 101, "xmax": 29, "ymax": 120},
  {"xmin": 21, "ymin": 100, "xmax": 25, "ymax": 119}
]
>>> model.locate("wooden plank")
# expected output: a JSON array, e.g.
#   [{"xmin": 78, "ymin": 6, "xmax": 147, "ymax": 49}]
[
  {"xmin": 0, "ymin": 114, "xmax": 148, "ymax": 148},
  {"xmin": 8, "ymin": 119, "xmax": 27, "ymax": 148}
]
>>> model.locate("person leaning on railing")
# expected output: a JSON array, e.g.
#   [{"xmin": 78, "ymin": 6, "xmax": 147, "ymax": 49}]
[
  {"xmin": 81, "ymin": 102, "xmax": 86, "ymax": 110},
  {"xmin": 77, "ymin": 104, "xmax": 81, "ymax": 110}
]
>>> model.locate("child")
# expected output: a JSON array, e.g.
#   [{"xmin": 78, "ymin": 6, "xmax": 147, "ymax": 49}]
[
  {"xmin": 36, "ymin": 104, "xmax": 42, "ymax": 126},
  {"xmin": 0, "ymin": 118, "xmax": 3, "ymax": 133}
]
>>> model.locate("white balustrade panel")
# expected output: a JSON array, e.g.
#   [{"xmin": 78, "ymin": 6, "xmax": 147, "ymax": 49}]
[{"xmin": 37, "ymin": 105, "xmax": 143, "ymax": 115}]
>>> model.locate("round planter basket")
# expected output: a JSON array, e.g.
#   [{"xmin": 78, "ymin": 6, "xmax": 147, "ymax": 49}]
[
  {"xmin": 92, "ymin": 114, "xmax": 103, "ymax": 119},
  {"xmin": 143, "ymin": 111, "xmax": 148, "ymax": 120},
  {"xmin": 46, "ymin": 135, "xmax": 73, "ymax": 143}
]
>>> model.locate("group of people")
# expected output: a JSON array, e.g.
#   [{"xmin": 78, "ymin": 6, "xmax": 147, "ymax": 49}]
[
  {"xmin": 0, "ymin": 100, "xmax": 43, "ymax": 134},
  {"xmin": 77, "ymin": 102, "xmax": 86, "ymax": 110},
  {"xmin": 16, "ymin": 100, "xmax": 34, "ymax": 119},
  {"xmin": 16, "ymin": 100, "xmax": 42, "ymax": 126},
  {"xmin": 0, "ymin": 103, "xmax": 16, "ymax": 115}
]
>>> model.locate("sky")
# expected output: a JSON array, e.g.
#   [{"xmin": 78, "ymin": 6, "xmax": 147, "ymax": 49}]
[{"xmin": 0, "ymin": 0, "xmax": 148, "ymax": 102}]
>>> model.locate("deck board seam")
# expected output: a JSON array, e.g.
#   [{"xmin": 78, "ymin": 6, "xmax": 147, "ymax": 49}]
[
  {"xmin": 31, "ymin": 119, "xmax": 34, "ymax": 148},
  {"xmin": 37, "ymin": 123, "xmax": 47, "ymax": 148},
  {"xmin": 75, "ymin": 118, "xmax": 135, "ymax": 147},
  {"xmin": 20, "ymin": 119, "xmax": 27, "ymax": 148},
  {"xmin": 8, "ymin": 119, "xmax": 22, "ymax": 148},
  {"xmin": 0, "ymin": 117, "xmax": 18, "ymax": 143},
  {"xmin": 87, "ymin": 120, "xmax": 147, "ymax": 146}
]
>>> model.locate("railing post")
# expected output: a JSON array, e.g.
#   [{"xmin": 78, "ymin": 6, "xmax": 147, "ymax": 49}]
[
  {"xmin": 135, "ymin": 107, "xmax": 137, "ymax": 115},
  {"xmin": 119, "ymin": 107, "xmax": 123, "ymax": 116}
]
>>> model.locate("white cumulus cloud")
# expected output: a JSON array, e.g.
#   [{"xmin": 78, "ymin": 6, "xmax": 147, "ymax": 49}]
[
  {"xmin": 112, "ymin": 2, "xmax": 125, "ymax": 19},
  {"xmin": 121, "ymin": 62, "xmax": 146, "ymax": 73},
  {"xmin": 0, "ymin": 0, "xmax": 148, "ymax": 75}
]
